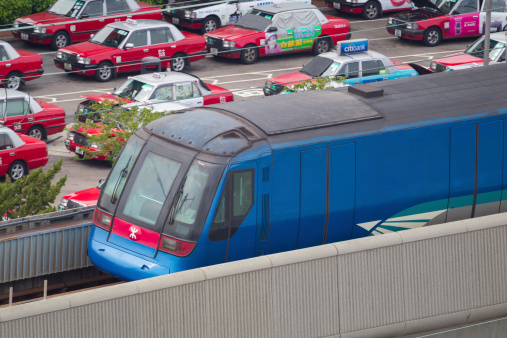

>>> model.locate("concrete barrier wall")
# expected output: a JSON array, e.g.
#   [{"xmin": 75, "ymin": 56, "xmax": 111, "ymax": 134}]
[{"xmin": 2, "ymin": 214, "xmax": 507, "ymax": 338}]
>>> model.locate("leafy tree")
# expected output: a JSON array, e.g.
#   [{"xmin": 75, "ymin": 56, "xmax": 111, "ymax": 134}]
[
  {"xmin": 0, "ymin": 159, "xmax": 67, "ymax": 219},
  {"xmin": 72, "ymin": 99, "xmax": 167, "ymax": 162},
  {"xmin": 284, "ymin": 76, "xmax": 346, "ymax": 93}
]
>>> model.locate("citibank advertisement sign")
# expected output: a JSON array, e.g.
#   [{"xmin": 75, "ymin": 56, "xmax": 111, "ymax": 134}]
[{"xmin": 339, "ymin": 39, "xmax": 368, "ymax": 55}]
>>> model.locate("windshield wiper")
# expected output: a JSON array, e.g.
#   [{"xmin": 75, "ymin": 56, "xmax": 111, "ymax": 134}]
[
  {"xmin": 110, "ymin": 156, "xmax": 132, "ymax": 204},
  {"xmin": 167, "ymin": 175, "xmax": 187, "ymax": 225}
]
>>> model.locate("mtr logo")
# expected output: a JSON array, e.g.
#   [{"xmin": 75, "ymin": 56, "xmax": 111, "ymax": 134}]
[
  {"xmin": 339, "ymin": 39, "xmax": 369, "ymax": 55},
  {"xmin": 129, "ymin": 225, "xmax": 142, "ymax": 241}
]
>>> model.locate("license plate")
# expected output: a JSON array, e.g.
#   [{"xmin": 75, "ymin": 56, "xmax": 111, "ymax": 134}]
[
  {"xmin": 264, "ymin": 88, "xmax": 270, "ymax": 93},
  {"xmin": 395, "ymin": 29, "xmax": 402, "ymax": 37},
  {"xmin": 172, "ymin": 17, "xmax": 179, "ymax": 25},
  {"xmin": 64, "ymin": 63, "xmax": 72, "ymax": 71},
  {"xmin": 21, "ymin": 33, "xmax": 29, "ymax": 40},
  {"xmin": 333, "ymin": 2, "xmax": 340, "ymax": 9},
  {"xmin": 76, "ymin": 147, "xmax": 84, "ymax": 155},
  {"xmin": 64, "ymin": 139, "xmax": 70, "ymax": 146},
  {"xmin": 210, "ymin": 48, "xmax": 218, "ymax": 55},
  {"xmin": 58, "ymin": 205, "xmax": 65, "ymax": 211}
]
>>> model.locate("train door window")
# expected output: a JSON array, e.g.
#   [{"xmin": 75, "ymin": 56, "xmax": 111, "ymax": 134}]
[
  {"xmin": 0, "ymin": 134, "xmax": 13, "ymax": 150},
  {"xmin": 5, "ymin": 100, "xmax": 29, "ymax": 117},
  {"xmin": 209, "ymin": 169, "xmax": 254, "ymax": 242},
  {"xmin": 337, "ymin": 62, "xmax": 359, "ymax": 79},
  {"xmin": 122, "ymin": 152, "xmax": 182, "ymax": 226}
]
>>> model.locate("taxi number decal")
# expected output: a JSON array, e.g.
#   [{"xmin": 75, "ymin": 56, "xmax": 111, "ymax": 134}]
[
  {"xmin": 219, "ymin": 96, "xmax": 226, "ymax": 103},
  {"xmin": 14, "ymin": 124, "xmax": 21, "ymax": 130},
  {"xmin": 116, "ymin": 56, "xmax": 121, "ymax": 63},
  {"xmin": 158, "ymin": 49, "xmax": 166, "ymax": 57}
]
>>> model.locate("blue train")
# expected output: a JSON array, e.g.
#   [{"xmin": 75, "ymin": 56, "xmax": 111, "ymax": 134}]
[{"xmin": 88, "ymin": 64, "xmax": 507, "ymax": 281}]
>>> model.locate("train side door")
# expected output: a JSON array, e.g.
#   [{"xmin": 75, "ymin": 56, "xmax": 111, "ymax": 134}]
[
  {"xmin": 207, "ymin": 161, "xmax": 257, "ymax": 263},
  {"xmin": 447, "ymin": 120, "xmax": 503, "ymax": 222},
  {"xmin": 253, "ymin": 154, "xmax": 272, "ymax": 256},
  {"xmin": 298, "ymin": 143, "xmax": 355, "ymax": 249}
]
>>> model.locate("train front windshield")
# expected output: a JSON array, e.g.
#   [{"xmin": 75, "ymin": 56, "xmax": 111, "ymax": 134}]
[{"xmin": 97, "ymin": 135, "xmax": 224, "ymax": 242}]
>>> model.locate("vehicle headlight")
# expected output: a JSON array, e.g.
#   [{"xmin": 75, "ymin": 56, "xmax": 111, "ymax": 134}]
[
  {"xmin": 407, "ymin": 23, "xmax": 418, "ymax": 30},
  {"xmin": 191, "ymin": 12, "xmax": 197, "ymax": 18},
  {"xmin": 223, "ymin": 40, "xmax": 235, "ymax": 48},
  {"xmin": 60, "ymin": 198, "xmax": 68, "ymax": 207},
  {"xmin": 265, "ymin": 80, "xmax": 272, "ymax": 87},
  {"xmin": 430, "ymin": 62, "xmax": 437, "ymax": 70},
  {"xmin": 34, "ymin": 26, "xmax": 46, "ymax": 33},
  {"xmin": 67, "ymin": 132, "xmax": 75, "ymax": 141},
  {"xmin": 56, "ymin": 51, "xmax": 63, "ymax": 59},
  {"xmin": 346, "ymin": 0, "xmax": 358, "ymax": 3},
  {"xmin": 91, "ymin": 143, "xmax": 101, "ymax": 149},
  {"xmin": 77, "ymin": 56, "xmax": 91, "ymax": 65},
  {"xmin": 388, "ymin": 18, "xmax": 393, "ymax": 25},
  {"xmin": 184, "ymin": 10, "xmax": 192, "ymax": 18},
  {"xmin": 13, "ymin": 21, "xmax": 19, "ymax": 28}
]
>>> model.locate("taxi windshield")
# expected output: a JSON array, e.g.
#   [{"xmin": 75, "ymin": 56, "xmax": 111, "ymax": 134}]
[
  {"xmin": 465, "ymin": 36, "xmax": 506, "ymax": 60},
  {"xmin": 425, "ymin": 0, "xmax": 458, "ymax": 14},
  {"xmin": 300, "ymin": 56, "xmax": 335, "ymax": 77},
  {"xmin": 114, "ymin": 79, "xmax": 154, "ymax": 101},
  {"xmin": 91, "ymin": 26, "xmax": 129, "ymax": 47},
  {"xmin": 235, "ymin": 12, "xmax": 272, "ymax": 31},
  {"xmin": 48, "ymin": 0, "xmax": 85, "ymax": 17}
]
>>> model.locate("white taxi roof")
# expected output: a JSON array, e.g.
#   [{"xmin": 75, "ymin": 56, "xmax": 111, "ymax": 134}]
[
  {"xmin": 126, "ymin": 72, "xmax": 212, "ymax": 95},
  {"xmin": 107, "ymin": 20, "xmax": 185, "ymax": 42},
  {"xmin": 0, "ymin": 40, "xmax": 20, "ymax": 59},
  {"xmin": 0, "ymin": 89, "xmax": 43, "ymax": 114},
  {"xmin": 320, "ymin": 49, "xmax": 390, "ymax": 64},
  {"xmin": 254, "ymin": 3, "xmax": 317, "ymax": 13},
  {"xmin": 0, "ymin": 126, "xmax": 25, "ymax": 148},
  {"xmin": 490, "ymin": 31, "xmax": 507, "ymax": 43}
]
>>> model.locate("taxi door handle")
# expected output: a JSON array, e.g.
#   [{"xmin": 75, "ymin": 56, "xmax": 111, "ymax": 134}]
[
  {"xmin": 9, "ymin": 152, "xmax": 15, "ymax": 156},
  {"xmin": 171, "ymin": 45, "xmax": 176, "ymax": 48},
  {"xmin": 143, "ymin": 49, "xmax": 149, "ymax": 52},
  {"xmin": 99, "ymin": 19, "xmax": 104, "ymax": 22},
  {"xmin": 473, "ymin": 15, "xmax": 478, "ymax": 18},
  {"xmin": 6, "ymin": 64, "xmax": 10, "ymax": 67}
]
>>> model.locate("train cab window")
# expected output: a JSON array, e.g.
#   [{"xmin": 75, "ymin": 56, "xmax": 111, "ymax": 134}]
[
  {"xmin": 209, "ymin": 169, "xmax": 254, "ymax": 242},
  {"xmin": 123, "ymin": 152, "xmax": 182, "ymax": 226}
]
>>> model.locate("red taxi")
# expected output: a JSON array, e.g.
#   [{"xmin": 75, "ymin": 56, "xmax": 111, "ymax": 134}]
[
  {"xmin": 386, "ymin": 0, "xmax": 483, "ymax": 46},
  {"xmin": 0, "ymin": 127, "xmax": 48, "ymax": 180},
  {"xmin": 58, "ymin": 179, "xmax": 103, "ymax": 210},
  {"xmin": 75, "ymin": 71, "xmax": 234, "ymax": 122},
  {"xmin": 1, "ymin": 90, "xmax": 66, "ymax": 140},
  {"xmin": 204, "ymin": 3, "xmax": 350, "ymax": 64},
  {"xmin": 12, "ymin": 0, "xmax": 161, "ymax": 50},
  {"xmin": 54, "ymin": 19, "xmax": 207, "ymax": 81},
  {"xmin": 0, "ymin": 41, "xmax": 44, "ymax": 91}
]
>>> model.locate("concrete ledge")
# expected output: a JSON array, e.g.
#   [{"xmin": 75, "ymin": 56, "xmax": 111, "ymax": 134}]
[
  {"xmin": 465, "ymin": 213, "xmax": 507, "ymax": 232},
  {"xmin": 68, "ymin": 282, "xmax": 140, "ymax": 307},
  {"xmin": 268, "ymin": 243, "xmax": 337, "ymax": 267},
  {"xmin": 399, "ymin": 221, "xmax": 467, "ymax": 243},
  {"xmin": 340, "ymin": 322, "xmax": 405, "ymax": 338},
  {"xmin": 401, "ymin": 311, "xmax": 470, "ymax": 336},
  {"xmin": 334, "ymin": 232, "xmax": 402, "ymax": 255},
  {"xmin": 467, "ymin": 303, "xmax": 507, "ymax": 323},
  {"xmin": 0, "ymin": 296, "xmax": 71, "ymax": 322},
  {"xmin": 135, "ymin": 268, "xmax": 206, "ymax": 293},
  {"xmin": 201, "ymin": 256, "xmax": 272, "ymax": 280}
]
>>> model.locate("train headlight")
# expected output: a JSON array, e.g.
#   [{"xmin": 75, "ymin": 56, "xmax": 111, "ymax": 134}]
[{"xmin": 94, "ymin": 209, "xmax": 112, "ymax": 230}]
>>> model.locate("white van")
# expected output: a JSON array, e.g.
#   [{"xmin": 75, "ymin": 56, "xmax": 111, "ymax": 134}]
[{"xmin": 163, "ymin": 0, "xmax": 311, "ymax": 33}]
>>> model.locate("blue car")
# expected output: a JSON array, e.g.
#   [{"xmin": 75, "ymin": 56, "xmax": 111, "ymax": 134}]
[{"xmin": 264, "ymin": 39, "xmax": 420, "ymax": 95}]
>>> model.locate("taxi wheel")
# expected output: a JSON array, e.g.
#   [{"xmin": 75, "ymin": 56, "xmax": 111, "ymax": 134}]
[
  {"xmin": 313, "ymin": 37, "xmax": 331, "ymax": 55},
  {"xmin": 5, "ymin": 71, "xmax": 23, "ymax": 91},
  {"xmin": 362, "ymin": 1, "xmax": 380, "ymax": 20},
  {"xmin": 201, "ymin": 17, "xmax": 219, "ymax": 34},
  {"xmin": 94, "ymin": 62, "xmax": 115, "ymax": 82},
  {"xmin": 28, "ymin": 126, "xmax": 45, "ymax": 140},
  {"xmin": 423, "ymin": 27, "xmax": 442, "ymax": 47},
  {"xmin": 170, "ymin": 53, "xmax": 187, "ymax": 72},
  {"xmin": 240, "ymin": 45, "xmax": 259, "ymax": 64},
  {"xmin": 51, "ymin": 31, "xmax": 70, "ymax": 50},
  {"xmin": 8, "ymin": 161, "xmax": 27, "ymax": 181}
]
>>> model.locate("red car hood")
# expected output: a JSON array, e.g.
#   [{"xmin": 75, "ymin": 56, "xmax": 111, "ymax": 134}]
[
  {"xmin": 82, "ymin": 94, "xmax": 133, "ymax": 104},
  {"xmin": 433, "ymin": 53, "xmax": 483, "ymax": 67},
  {"xmin": 63, "ymin": 187, "xmax": 101, "ymax": 206},
  {"xmin": 16, "ymin": 11, "xmax": 65, "ymax": 25},
  {"xmin": 75, "ymin": 124, "xmax": 103, "ymax": 135},
  {"xmin": 60, "ymin": 42, "xmax": 115, "ymax": 57},
  {"xmin": 205, "ymin": 26, "xmax": 260, "ymax": 40},
  {"xmin": 271, "ymin": 72, "xmax": 312, "ymax": 86},
  {"xmin": 206, "ymin": 83, "xmax": 232, "ymax": 96}
]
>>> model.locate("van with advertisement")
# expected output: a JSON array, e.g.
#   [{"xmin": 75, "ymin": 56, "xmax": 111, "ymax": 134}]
[
  {"xmin": 386, "ymin": 0, "xmax": 487, "ymax": 46},
  {"xmin": 163, "ymin": 0, "xmax": 311, "ymax": 34},
  {"xmin": 479, "ymin": 0, "xmax": 507, "ymax": 33},
  {"xmin": 326, "ymin": 0, "xmax": 414, "ymax": 20}
]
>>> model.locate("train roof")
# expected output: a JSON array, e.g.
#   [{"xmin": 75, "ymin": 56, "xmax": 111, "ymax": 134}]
[{"xmin": 144, "ymin": 64, "xmax": 507, "ymax": 155}]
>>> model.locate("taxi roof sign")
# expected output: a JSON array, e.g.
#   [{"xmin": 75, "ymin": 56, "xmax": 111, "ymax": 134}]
[
  {"xmin": 338, "ymin": 39, "xmax": 368, "ymax": 55},
  {"xmin": 126, "ymin": 18, "xmax": 137, "ymax": 25}
]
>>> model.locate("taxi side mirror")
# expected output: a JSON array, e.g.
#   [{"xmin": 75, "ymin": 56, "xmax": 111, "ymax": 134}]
[
  {"xmin": 267, "ymin": 26, "xmax": 277, "ymax": 32},
  {"xmin": 90, "ymin": 33, "xmax": 95, "ymax": 38},
  {"xmin": 124, "ymin": 43, "xmax": 134, "ymax": 49}
]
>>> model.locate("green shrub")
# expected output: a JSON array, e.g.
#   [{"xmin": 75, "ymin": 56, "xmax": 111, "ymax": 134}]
[
  {"xmin": 0, "ymin": 0, "xmax": 32, "ymax": 27},
  {"xmin": 33, "ymin": 0, "xmax": 58, "ymax": 13}
]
